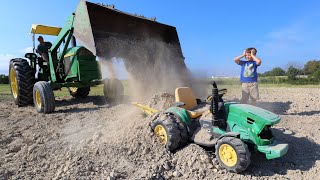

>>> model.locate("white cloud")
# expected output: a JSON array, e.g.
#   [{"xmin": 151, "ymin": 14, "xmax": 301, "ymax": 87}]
[
  {"xmin": 0, "ymin": 54, "xmax": 14, "ymax": 75},
  {"xmin": 256, "ymin": 14, "xmax": 320, "ymax": 71},
  {"xmin": 0, "ymin": 46, "xmax": 34, "ymax": 75}
]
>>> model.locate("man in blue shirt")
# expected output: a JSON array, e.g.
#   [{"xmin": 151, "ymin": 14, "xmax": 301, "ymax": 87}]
[{"xmin": 234, "ymin": 47, "xmax": 262, "ymax": 105}]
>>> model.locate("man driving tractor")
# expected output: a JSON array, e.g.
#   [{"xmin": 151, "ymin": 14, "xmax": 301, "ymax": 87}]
[{"xmin": 36, "ymin": 36, "xmax": 52, "ymax": 62}]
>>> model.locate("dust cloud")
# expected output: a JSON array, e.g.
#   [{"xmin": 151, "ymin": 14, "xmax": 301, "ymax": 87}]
[{"xmin": 96, "ymin": 36, "xmax": 198, "ymax": 101}]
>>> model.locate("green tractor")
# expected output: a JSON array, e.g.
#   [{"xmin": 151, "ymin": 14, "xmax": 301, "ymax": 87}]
[
  {"xmin": 133, "ymin": 81, "xmax": 288, "ymax": 173},
  {"xmin": 9, "ymin": 0, "xmax": 182, "ymax": 113}
]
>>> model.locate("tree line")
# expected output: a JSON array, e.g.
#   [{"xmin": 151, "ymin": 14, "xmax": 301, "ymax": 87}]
[
  {"xmin": 0, "ymin": 74, "xmax": 9, "ymax": 84},
  {"xmin": 259, "ymin": 60, "xmax": 320, "ymax": 84}
]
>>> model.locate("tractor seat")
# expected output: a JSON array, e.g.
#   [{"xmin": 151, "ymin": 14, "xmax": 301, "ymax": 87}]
[{"xmin": 175, "ymin": 87, "xmax": 209, "ymax": 119}]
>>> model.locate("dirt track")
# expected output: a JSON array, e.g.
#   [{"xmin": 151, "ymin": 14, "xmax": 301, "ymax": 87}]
[{"xmin": 0, "ymin": 87, "xmax": 319, "ymax": 179}]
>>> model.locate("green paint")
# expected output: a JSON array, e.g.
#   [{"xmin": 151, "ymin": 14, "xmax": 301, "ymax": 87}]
[
  {"xmin": 257, "ymin": 141, "xmax": 289, "ymax": 159},
  {"xmin": 165, "ymin": 107, "xmax": 191, "ymax": 125},
  {"xmin": 225, "ymin": 102, "xmax": 280, "ymax": 146}
]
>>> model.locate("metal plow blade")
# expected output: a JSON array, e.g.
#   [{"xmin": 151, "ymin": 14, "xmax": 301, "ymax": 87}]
[{"xmin": 73, "ymin": 0, "xmax": 183, "ymax": 58}]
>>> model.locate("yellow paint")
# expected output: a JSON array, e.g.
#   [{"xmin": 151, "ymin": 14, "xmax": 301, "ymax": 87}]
[
  {"xmin": 10, "ymin": 68, "xmax": 18, "ymax": 98},
  {"xmin": 175, "ymin": 87, "xmax": 197, "ymax": 110},
  {"xmin": 31, "ymin": 24, "xmax": 62, "ymax": 36},
  {"xmin": 132, "ymin": 102, "xmax": 158, "ymax": 115},
  {"xmin": 64, "ymin": 53, "xmax": 77, "ymax": 58},
  {"xmin": 154, "ymin": 125, "xmax": 167, "ymax": 145},
  {"xmin": 188, "ymin": 111, "xmax": 205, "ymax": 119},
  {"xmin": 69, "ymin": 87, "xmax": 78, "ymax": 93},
  {"xmin": 35, "ymin": 90, "xmax": 42, "ymax": 109},
  {"xmin": 219, "ymin": 144, "xmax": 238, "ymax": 167}
]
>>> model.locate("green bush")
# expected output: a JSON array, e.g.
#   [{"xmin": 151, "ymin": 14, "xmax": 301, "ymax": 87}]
[{"xmin": 0, "ymin": 74, "xmax": 9, "ymax": 84}]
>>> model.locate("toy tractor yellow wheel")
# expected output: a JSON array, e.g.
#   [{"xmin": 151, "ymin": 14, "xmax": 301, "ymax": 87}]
[
  {"xmin": 33, "ymin": 81, "xmax": 55, "ymax": 114},
  {"xmin": 68, "ymin": 87, "xmax": 90, "ymax": 98},
  {"xmin": 9, "ymin": 59, "xmax": 34, "ymax": 106},
  {"xmin": 150, "ymin": 114, "xmax": 187, "ymax": 152},
  {"xmin": 215, "ymin": 137, "xmax": 251, "ymax": 173},
  {"xmin": 154, "ymin": 125, "xmax": 168, "ymax": 145},
  {"xmin": 103, "ymin": 78, "xmax": 124, "ymax": 102}
]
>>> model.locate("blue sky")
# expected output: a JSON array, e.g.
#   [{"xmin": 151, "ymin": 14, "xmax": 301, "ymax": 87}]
[{"xmin": 1, "ymin": 0, "xmax": 320, "ymax": 77}]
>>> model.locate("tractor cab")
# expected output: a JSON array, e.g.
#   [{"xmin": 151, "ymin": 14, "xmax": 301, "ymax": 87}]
[{"xmin": 29, "ymin": 24, "xmax": 62, "ymax": 80}]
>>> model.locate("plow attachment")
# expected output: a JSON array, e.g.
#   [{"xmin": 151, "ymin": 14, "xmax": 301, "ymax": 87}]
[{"xmin": 73, "ymin": 0, "xmax": 183, "ymax": 58}]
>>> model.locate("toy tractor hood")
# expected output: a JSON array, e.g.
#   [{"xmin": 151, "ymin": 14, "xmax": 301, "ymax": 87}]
[
  {"xmin": 230, "ymin": 104, "xmax": 281, "ymax": 126},
  {"xmin": 73, "ymin": 0, "xmax": 183, "ymax": 58}
]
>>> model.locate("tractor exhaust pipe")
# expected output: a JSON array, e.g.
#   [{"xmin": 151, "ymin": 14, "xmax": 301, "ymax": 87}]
[{"xmin": 210, "ymin": 81, "xmax": 225, "ymax": 127}]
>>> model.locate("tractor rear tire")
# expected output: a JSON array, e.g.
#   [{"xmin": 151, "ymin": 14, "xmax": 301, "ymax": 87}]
[
  {"xmin": 68, "ymin": 87, "xmax": 90, "ymax": 98},
  {"xmin": 33, "ymin": 81, "xmax": 55, "ymax": 114},
  {"xmin": 103, "ymin": 78, "xmax": 124, "ymax": 102},
  {"xmin": 150, "ymin": 113, "xmax": 187, "ymax": 152},
  {"xmin": 9, "ymin": 58, "xmax": 35, "ymax": 106},
  {"xmin": 215, "ymin": 137, "xmax": 251, "ymax": 173}
]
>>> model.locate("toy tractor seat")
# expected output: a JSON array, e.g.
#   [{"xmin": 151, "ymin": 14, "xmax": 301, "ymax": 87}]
[{"xmin": 175, "ymin": 87, "xmax": 210, "ymax": 119}]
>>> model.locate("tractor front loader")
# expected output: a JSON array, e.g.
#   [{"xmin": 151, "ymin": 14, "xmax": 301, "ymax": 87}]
[{"xmin": 9, "ymin": 0, "xmax": 183, "ymax": 113}]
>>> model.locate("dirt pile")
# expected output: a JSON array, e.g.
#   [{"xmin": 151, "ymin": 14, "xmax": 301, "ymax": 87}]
[
  {"xmin": 147, "ymin": 93, "xmax": 175, "ymax": 111},
  {"xmin": 0, "ymin": 87, "xmax": 319, "ymax": 179}
]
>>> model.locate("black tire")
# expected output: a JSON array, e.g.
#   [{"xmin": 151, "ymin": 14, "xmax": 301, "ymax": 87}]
[
  {"xmin": 68, "ymin": 87, "xmax": 90, "ymax": 98},
  {"xmin": 174, "ymin": 115, "xmax": 189, "ymax": 148},
  {"xmin": 150, "ymin": 114, "xmax": 188, "ymax": 152},
  {"xmin": 9, "ymin": 58, "xmax": 35, "ymax": 106},
  {"xmin": 103, "ymin": 78, "xmax": 124, "ymax": 102},
  {"xmin": 33, "ymin": 81, "xmax": 55, "ymax": 114},
  {"xmin": 215, "ymin": 137, "xmax": 251, "ymax": 173}
]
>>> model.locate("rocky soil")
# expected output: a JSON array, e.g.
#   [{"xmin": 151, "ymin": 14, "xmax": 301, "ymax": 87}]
[{"xmin": 0, "ymin": 87, "xmax": 319, "ymax": 179}]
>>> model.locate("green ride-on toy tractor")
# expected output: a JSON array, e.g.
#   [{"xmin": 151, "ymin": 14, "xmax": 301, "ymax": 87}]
[
  {"xmin": 9, "ymin": 0, "xmax": 182, "ymax": 113},
  {"xmin": 133, "ymin": 81, "xmax": 289, "ymax": 173}
]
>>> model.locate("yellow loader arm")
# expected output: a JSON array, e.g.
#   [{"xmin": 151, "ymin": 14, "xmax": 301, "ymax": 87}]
[{"xmin": 132, "ymin": 102, "xmax": 158, "ymax": 116}]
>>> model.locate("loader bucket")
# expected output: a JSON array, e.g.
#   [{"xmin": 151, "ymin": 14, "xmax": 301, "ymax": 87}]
[{"xmin": 73, "ymin": 0, "xmax": 183, "ymax": 58}]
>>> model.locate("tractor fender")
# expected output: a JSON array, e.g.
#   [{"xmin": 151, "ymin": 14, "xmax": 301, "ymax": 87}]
[
  {"xmin": 215, "ymin": 132, "xmax": 240, "ymax": 145},
  {"xmin": 165, "ymin": 107, "xmax": 191, "ymax": 125}
]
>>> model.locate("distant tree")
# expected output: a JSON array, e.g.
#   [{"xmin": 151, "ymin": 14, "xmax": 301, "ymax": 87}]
[
  {"xmin": 264, "ymin": 67, "xmax": 285, "ymax": 76},
  {"xmin": 0, "ymin": 74, "xmax": 9, "ymax": 84},
  {"xmin": 286, "ymin": 66, "xmax": 301, "ymax": 80},
  {"xmin": 304, "ymin": 60, "xmax": 320, "ymax": 75},
  {"xmin": 310, "ymin": 69, "xmax": 320, "ymax": 82}
]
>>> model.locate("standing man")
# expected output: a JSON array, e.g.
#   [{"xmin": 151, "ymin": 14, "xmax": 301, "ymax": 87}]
[
  {"xmin": 233, "ymin": 47, "xmax": 262, "ymax": 105},
  {"xmin": 36, "ymin": 36, "xmax": 52, "ymax": 62}
]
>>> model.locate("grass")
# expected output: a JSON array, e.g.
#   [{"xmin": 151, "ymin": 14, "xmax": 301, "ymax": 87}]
[
  {"xmin": 0, "ymin": 80, "xmax": 131, "ymax": 100},
  {"xmin": 0, "ymin": 79, "xmax": 318, "ymax": 100}
]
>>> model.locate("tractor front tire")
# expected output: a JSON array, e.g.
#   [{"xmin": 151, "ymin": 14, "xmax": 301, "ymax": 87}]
[
  {"xmin": 215, "ymin": 137, "xmax": 251, "ymax": 173},
  {"xmin": 103, "ymin": 78, "xmax": 124, "ymax": 102},
  {"xmin": 9, "ymin": 58, "xmax": 35, "ymax": 106},
  {"xmin": 68, "ymin": 87, "xmax": 90, "ymax": 98},
  {"xmin": 33, "ymin": 81, "xmax": 55, "ymax": 114},
  {"xmin": 150, "ymin": 114, "xmax": 188, "ymax": 152}
]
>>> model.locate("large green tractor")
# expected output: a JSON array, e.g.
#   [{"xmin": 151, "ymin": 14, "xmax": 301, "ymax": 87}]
[
  {"xmin": 9, "ymin": 0, "xmax": 183, "ymax": 113},
  {"xmin": 133, "ymin": 81, "xmax": 289, "ymax": 173}
]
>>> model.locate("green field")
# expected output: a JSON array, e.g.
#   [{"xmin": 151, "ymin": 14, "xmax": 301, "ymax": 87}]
[
  {"xmin": 1, "ymin": 79, "xmax": 318, "ymax": 101},
  {"xmin": 0, "ymin": 81, "xmax": 131, "ymax": 101}
]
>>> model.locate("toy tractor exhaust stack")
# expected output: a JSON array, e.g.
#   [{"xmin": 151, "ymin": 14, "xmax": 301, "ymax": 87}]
[{"xmin": 73, "ymin": 0, "xmax": 183, "ymax": 58}]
